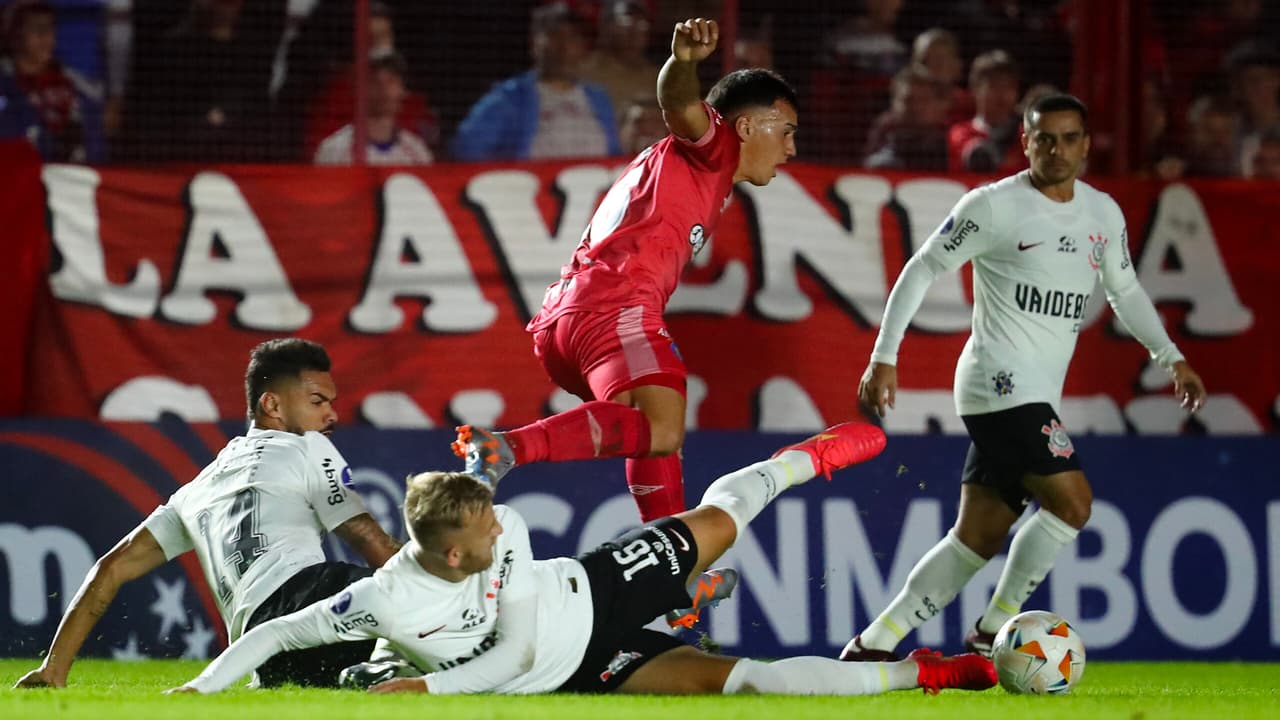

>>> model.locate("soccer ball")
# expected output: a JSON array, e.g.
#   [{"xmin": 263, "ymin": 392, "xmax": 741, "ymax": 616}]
[{"xmin": 990, "ymin": 610, "xmax": 1086, "ymax": 695}]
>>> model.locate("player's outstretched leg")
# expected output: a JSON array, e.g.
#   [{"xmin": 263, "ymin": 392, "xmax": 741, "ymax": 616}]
[
  {"xmin": 714, "ymin": 649, "xmax": 996, "ymax": 695},
  {"xmin": 451, "ymin": 401, "xmax": 656, "ymax": 488},
  {"xmin": 677, "ymin": 422, "xmax": 887, "ymax": 579},
  {"xmin": 908, "ymin": 648, "xmax": 999, "ymax": 694},
  {"xmin": 771, "ymin": 422, "xmax": 888, "ymax": 480}
]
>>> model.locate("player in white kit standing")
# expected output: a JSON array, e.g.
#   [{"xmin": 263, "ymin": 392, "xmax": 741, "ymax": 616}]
[
  {"xmin": 839, "ymin": 94, "xmax": 1208, "ymax": 661},
  {"xmin": 15, "ymin": 339, "xmax": 401, "ymax": 689}
]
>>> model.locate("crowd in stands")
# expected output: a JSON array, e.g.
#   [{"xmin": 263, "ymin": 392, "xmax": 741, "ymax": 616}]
[{"xmin": 1, "ymin": 0, "xmax": 1278, "ymax": 179}]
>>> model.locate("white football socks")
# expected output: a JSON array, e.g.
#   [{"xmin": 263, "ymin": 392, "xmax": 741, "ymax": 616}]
[
  {"xmin": 858, "ymin": 530, "xmax": 987, "ymax": 652},
  {"xmin": 723, "ymin": 656, "xmax": 917, "ymax": 695},
  {"xmin": 978, "ymin": 508, "xmax": 1079, "ymax": 635},
  {"xmin": 699, "ymin": 453, "xmax": 812, "ymax": 537}
]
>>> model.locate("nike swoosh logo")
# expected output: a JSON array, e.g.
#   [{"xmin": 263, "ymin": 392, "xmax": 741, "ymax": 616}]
[
  {"xmin": 1017, "ymin": 241, "xmax": 1044, "ymax": 251},
  {"xmin": 418, "ymin": 624, "xmax": 446, "ymax": 639},
  {"xmin": 670, "ymin": 529, "xmax": 691, "ymax": 552}
]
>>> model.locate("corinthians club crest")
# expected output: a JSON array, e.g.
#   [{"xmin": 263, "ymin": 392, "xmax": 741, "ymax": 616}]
[
  {"xmin": 1041, "ymin": 419, "xmax": 1075, "ymax": 459},
  {"xmin": 1087, "ymin": 233, "xmax": 1109, "ymax": 270}
]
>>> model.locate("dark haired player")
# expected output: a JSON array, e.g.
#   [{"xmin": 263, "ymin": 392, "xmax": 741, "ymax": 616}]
[
  {"xmin": 841, "ymin": 95, "xmax": 1206, "ymax": 661},
  {"xmin": 15, "ymin": 339, "xmax": 400, "ymax": 689}
]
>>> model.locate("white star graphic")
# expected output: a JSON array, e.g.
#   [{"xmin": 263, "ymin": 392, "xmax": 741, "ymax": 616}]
[
  {"xmin": 111, "ymin": 633, "xmax": 146, "ymax": 661},
  {"xmin": 149, "ymin": 577, "xmax": 188, "ymax": 640},
  {"xmin": 181, "ymin": 617, "xmax": 216, "ymax": 659}
]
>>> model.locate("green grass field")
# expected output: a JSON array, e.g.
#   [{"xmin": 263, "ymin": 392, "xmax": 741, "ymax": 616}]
[{"xmin": 2, "ymin": 659, "xmax": 1276, "ymax": 720}]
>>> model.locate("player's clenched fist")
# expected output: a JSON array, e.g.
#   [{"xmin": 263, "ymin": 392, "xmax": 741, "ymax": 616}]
[{"xmin": 672, "ymin": 18, "xmax": 719, "ymax": 62}]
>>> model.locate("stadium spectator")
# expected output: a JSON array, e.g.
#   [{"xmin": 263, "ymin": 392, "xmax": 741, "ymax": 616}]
[
  {"xmin": 842, "ymin": 93, "xmax": 1206, "ymax": 663},
  {"xmin": 948, "ymin": 49, "xmax": 1024, "ymax": 173},
  {"xmin": 14, "ymin": 339, "xmax": 401, "ymax": 690},
  {"xmin": 910, "ymin": 27, "xmax": 970, "ymax": 123},
  {"xmin": 300, "ymin": 1, "xmax": 438, "ymax": 161},
  {"xmin": 941, "ymin": 0, "xmax": 1071, "ymax": 90},
  {"xmin": 807, "ymin": 0, "xmax": 908, "ymax": 164},
  {"xmin": 1243, "ymin": 124, "xmax": 1280, "ymax": 180},
  {"xmin": 580, "ymin": 0, "xmax": 659, "ymax": 128},
  {"xmin": 120, "ymin": 0, "xmax": 284, "ymax": 162},
  {"xmin": 863, "ymin": 64, "xmax": 950, "ymax": 171},
  {"xmin": 733, "ymin": 14, "xmax": 774, "ymax": 71},
  {"xmin": 0, "ymin": 0, "xmax": 102, "ymax": 161},
  {"xmin": 449, "ymin": 2, "xmax": 620, "ymax": 161},
  {"xmin": 1184, "ymin": 94, "xmax": 1241, "ymax": 177},
  {"xmin": 1225, "ymin": 40, "xmax": 1280, "ymax": 174},
  {"xmin": 819, "ymin": 0, "xmax": 907, "ymax": 77},
  {"xmin": 173, "ymin": 425, "xmax": 999, "ymax": 698},
  {"xmin": 1163, "ymin": 0, "xmax": 1278, "ymax": 103},
  {"xmin": 617, "ymin": 93, "xmax": 665, "ymax": 155},
  {"xmin": 313, "ymin": 50, "xmax": 433, "ymax": 165}
]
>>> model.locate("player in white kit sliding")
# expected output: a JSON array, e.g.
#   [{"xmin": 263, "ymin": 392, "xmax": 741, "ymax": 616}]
[
  {"xmin": 172, "ymin": 422, "xmax": 1000, "ymax": 696},
  {"xmin": 840, "ymin": 94, "xmax": 1207, "ymax": 662},
  {"xmin": 15, "ymin": 339, "xmax": 401, "ymax": 689}
]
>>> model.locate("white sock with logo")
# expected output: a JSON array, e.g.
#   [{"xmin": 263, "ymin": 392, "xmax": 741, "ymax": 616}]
[
  {"xmin": 699, "ymin": 455, "xmax": 810, "ymax": 537},
  {"xmin": 978, "ymin": 508, "xmax": 1079, "ymax": 634},
  {"xmin": 723, "ymin": 657, "xmax": 917, "ymax": 695},
  {"xmin": 858, "ymin": 530, "xmax": 988, "ymax": 652}
]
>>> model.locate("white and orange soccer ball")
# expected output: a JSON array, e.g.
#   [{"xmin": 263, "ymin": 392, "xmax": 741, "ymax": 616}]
[{"xmin": 990, "ymin": 610, "xmax": 1086, "ymax": 695}]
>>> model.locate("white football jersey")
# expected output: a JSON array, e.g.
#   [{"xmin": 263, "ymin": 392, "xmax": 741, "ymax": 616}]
[
  {"xmin": 879, "ymin": 170, "xmax": 1180, "ymax": 415},
  {"xmin": 143, "ymin": 428, "xmax": 367, "ymax": 640},
  {"xmin": 185, "ymin": 505, "xmax": 594, "ymax": 694}
]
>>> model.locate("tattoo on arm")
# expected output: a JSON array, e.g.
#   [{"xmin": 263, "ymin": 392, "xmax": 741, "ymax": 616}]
[{"xmin": 336, "ymin": 514, "xmax": 400, "ymax": 567}]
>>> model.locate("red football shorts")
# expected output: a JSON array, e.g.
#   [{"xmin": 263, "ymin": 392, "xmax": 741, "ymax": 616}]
[{"xmin": 532, "ymin": 306, "xmax": 687, "ymax": 402}]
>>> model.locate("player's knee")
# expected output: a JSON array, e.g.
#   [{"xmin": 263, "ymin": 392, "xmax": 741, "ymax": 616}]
[
  {"xmin": 972, "ymin": 531, "xmax": 1008, "ymax": 559},
  {"xmin": 1043, "ymin": 485, "xmax": 1092, "ymax": 529},
  {"xmin": 954, "ymin": 523, "xmax": 1009, "ymax": 559},
  {"xmin": 1050, "ymin": 498, "xmax": 1091, "ymax": 529},
  {"xmin": 647, "ymin": 423, "xmax": 685, "ymax": 456}
]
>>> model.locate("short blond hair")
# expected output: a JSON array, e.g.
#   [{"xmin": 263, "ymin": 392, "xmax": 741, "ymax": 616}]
[{"xmin": 403, "ymin": 472, "xmax": 494, "ymax": 549}]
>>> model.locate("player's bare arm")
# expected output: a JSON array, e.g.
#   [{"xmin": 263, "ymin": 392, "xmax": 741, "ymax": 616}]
[
  {"xmin": 334, "ymin": 513, "xmax": 401, "ymax": 568},
  {"xmin": 859, "ymin": 362, "xmax": 898, "ymax": 418},
  {"xmin": 658, "ymin": 18, "xmax": 717, "ymax": 141},
  {"xmin": 1171, "ymin": 360, "xmax": 1207, "ymax": 413},
  {"xmin": 15, "ymin": 527, "xmax": 167, "ymax": 688}
]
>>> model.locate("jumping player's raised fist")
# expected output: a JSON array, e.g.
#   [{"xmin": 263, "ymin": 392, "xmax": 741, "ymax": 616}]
[{"xmin": 672, "ymin": 18, "xmax": 719, "ymax": 63}]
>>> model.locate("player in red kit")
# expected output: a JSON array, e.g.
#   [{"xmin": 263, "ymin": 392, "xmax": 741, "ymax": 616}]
[
  {"xmin": 452, "ymin": 17, "xmax": 809, "ymax": 519},
  {"xmin": 454, "ymin": 17, "xmax": 886, "ymax": 629}
]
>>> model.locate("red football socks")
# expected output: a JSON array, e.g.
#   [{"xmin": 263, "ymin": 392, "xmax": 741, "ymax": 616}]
[
  {"xmin": 504, "ymin": 401, "xmax": 652, "ymax": 464},
  {"xmin": 626, "ymin": 454, "xmax": 686, "ymax": 521}
]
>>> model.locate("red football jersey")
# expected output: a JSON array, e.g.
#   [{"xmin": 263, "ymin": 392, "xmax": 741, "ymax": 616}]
[{"xmin": 527, "ymin": 104, "xmax": 740, "ymax": 331}]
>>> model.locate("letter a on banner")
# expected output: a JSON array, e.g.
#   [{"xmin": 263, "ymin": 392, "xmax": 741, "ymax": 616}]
[
  {"xmin": 350, "ymin": 173, "xmax": 496, "ymax": 332},
  {"xmin": 1128, "ymin": 185, "xmax": 1253, "ymax": 336},
  {"xmin": 161, "ymin": 172, "xmax": 311, "ymax": 329}
]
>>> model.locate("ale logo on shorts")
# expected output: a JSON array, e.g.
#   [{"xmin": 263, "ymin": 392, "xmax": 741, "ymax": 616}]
[
  {"xmin": 688, "ymin": 224, "xmax": 706, "ymax": 257},
  {"xmin": 1041, "ymin": 419, "xmax": 1075, "ymax": 459}
]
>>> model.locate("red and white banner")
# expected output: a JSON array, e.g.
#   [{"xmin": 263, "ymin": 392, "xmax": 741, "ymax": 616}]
[{"xmin": 11, "ymin": 161, "xmax": 1278, "ymax": 433}]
